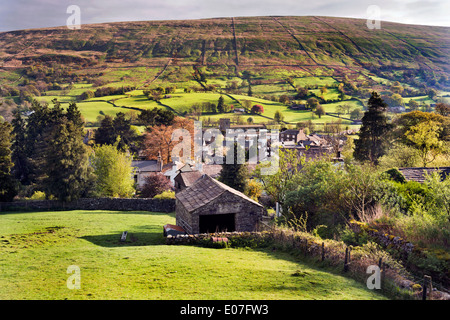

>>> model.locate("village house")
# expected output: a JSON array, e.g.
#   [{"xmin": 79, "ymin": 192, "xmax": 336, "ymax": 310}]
[
  {"xmin": 131, "ymin": 153, "xmax": 168, "ymax": 188},
  {"xmin": 279, "ymin": 129, "xmax": 307, "ymax": 144},
  {"xmin": 289, "ymin": 103, "xmax": 307, "ymax": 110},
  {"xmin": 175, "ymin": 174, "xmax": 264, "ymax": 234}
]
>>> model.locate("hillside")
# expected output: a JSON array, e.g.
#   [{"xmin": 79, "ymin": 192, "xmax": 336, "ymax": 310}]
[
  {"xmin": 0, "ymin": 16, "xmax": 449, "ymax": 124},
  {"xmin": 0, "ymin": 210, "xmax": 387, "ymax": 300}
]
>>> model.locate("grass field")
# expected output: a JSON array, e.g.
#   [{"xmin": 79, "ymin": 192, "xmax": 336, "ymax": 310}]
[{"xmin": 0, "ymin": 210, "xmax": 387, "ymax": 300}]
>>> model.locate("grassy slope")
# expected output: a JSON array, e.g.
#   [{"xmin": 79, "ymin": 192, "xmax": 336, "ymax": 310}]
[{"xmin": 0, "ymin": 210, "xmax": 386, "ymax": 300}]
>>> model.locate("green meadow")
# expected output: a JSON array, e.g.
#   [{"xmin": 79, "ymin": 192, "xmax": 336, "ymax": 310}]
[{"xmin": 0, "ymin": 210, "xmax": 386, "ymax": 300}]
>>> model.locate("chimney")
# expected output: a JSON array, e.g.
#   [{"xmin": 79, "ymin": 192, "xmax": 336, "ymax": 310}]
[{"xmin": 157, "ymin": 151, "xmax": 163, "ymax": 172}]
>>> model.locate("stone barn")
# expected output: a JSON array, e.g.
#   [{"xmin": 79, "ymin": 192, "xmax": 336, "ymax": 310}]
[{"xmin": 175, "ymin": 175, "xmax": 264, "ymax": 234}]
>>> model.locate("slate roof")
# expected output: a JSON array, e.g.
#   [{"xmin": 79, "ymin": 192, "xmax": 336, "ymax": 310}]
[
  {"xmin": 175, "ymin": 171, "xmax": 203, "ymax": 188},
  {"xmin": 281, "ymin": 129, "xmax": 300, "ymax": 135},
  {"xmin": 176, "ymin": 174, "xmax": 262, "ymax": 213},
  {"xmin": 398, "ymin": 167, "xmax": 450, "ymax": 183},
  {"xmin": 131, "ymin": 160, "xmax": 161, "ymax": 172}
]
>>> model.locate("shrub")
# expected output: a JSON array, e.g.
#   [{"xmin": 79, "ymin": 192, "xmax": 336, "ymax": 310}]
[
  {"xmin": 29, "ymin": 191, "xmax": 46, "ymax": 200},
  {"xmin": 153, "ymin": 190, "xmax": 175, "ymax": 199},
  {"xmin": 340, "ymin": 225, "xmax": 369, "ymax": 246},
  {"xmin": 384, "ymin": 168, "xmax": 406, "ymax": 183},
  {"xmin": 140, "ymin": 173, "xmax": 173, "ymax": 198}
]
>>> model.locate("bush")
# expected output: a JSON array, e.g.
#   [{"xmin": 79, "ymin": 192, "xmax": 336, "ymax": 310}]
[
  {"xmin": 384, "ymin": 168, "xmax": 406, "ymax": 183},
  {"xmin": 29, "ymin": 191, "xmax": 46, "ymax": 200},
  {"xmin": 340, "ymin": 225, "xmax": 369, "ymax": 246},
  {"xmin": 153, "ymin": 190, "xmax": 175, "ymax": 199},
  {"xmin": 140, "ymin": 173, "xmax": 173, "ymax": 198}
]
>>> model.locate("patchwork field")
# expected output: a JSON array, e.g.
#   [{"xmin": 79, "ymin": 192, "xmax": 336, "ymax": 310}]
[
  {"xmin": 0, "ymin": 210, "xmax": 386, "ymax": 300},
  {"xmin": 0, "ymin": 16, "xmax": 448, "ymax": 127}
]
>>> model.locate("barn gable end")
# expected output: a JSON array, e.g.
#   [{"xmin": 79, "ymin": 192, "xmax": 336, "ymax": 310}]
[{"xmin": 175, "ymin": 175, "xmax": 264, "ymax": 234}]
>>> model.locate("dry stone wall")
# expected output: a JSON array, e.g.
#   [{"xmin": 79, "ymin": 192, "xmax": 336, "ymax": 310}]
[{"xmin": 0, "ymin": 198, "xmax": 175, "ymax": 213}]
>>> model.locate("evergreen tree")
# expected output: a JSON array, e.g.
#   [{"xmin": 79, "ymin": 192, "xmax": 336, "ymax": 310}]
[
  {"xmin": 94, "ymin": 115, "xmax": 116, "ymax": 146},
  {"xmin": 354, "ymin": 92, "xmax": 393, "ymax": 165},
  {"xmin": 11, "ymin": 111, "xmax": 30, "ymax": 184},
  {"xmin": 0, "ymin": 120, "xmax": 17, "ymax": 202},
  {"xmin": 217, "ymin": 96, "xmax": 225, "ymax": 113},
  {"xmin": 22, "ymin": 100, "xmax": 51, "ymax": 184},
  {"xmin": 29, "ymin": 101, "xmax": 95, "ymax": 201},
  {"xmin": 37, "ymin": 117, "xmax": 94, "ymax": 202},
  {"xmin": 94, "ymin": 112, "xmax": 138, "ymax": 151},
  {"xmin": 219, "ymin": 142, "xmax": 248, "ymax": 192},
  {"xmin": 66, "ymin": 101, "xmax": 85, "ymax": 129}
]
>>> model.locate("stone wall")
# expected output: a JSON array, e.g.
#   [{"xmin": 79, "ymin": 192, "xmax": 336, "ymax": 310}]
[
  {"xmin": 176, "ymin": 191, "xmax": 263, "ymax": 234},
  {"xmin": 175, "ymin": 199, "xmax": 193, "ymax": 233},
  {"xmin": 0, "ymin": 198, "xmax": 175, "ymax": 213}
]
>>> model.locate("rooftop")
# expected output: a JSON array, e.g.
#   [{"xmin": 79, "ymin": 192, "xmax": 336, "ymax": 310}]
[
  {"xmin": 398, "ymin": 167, "xmax": 450, "ymax": 183},
  {"xmin": 131, "ymin": 160, "xmax": 161, "ymax": 172},
  {"xmin": 176, "ymin": 174, "xmax": 262, "ymax": 212}
]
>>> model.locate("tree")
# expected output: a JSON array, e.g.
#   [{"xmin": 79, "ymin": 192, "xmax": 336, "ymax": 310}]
[
  {"xmin": 342, "ymin": 164, "xmax": 382, "ymax": 219},
  {"xmin": 306, "ymin": 97, "xmax": 319, "ymax": 111},
  {"xmin": 353, "ymin": 92, "xmax": 393, "ymax": 165},
  {"xmin": 405, "ymin": 120, "xmax": 443, "ymax": 167},
  {"xmin": 143, "ymin": 117, "xmax": 194, "ymax": 163},
  {"xmin": 408, "ymin": 99, "xmax": 419, "ymax": 111},
  {"xmin": 279, "ymin": 95, "xmax": 290, "ymax": 104},
  {"xmin": 273, "ymin": 110, "xmax": 284, "ymax": 123},
  {"xmin": 245, "ymin": 179, "xmax": 263, "ymax": 201},
  {"xmin": 138, "ymin": 107, "xmax": 175, "ymax": 127},
  {"xmin": 0, "ymin": 120, "xmax": 17, "ymax": 201},
  {"xmin": 390, "ymin": 81, "xmax": 404, "ymax": 95},
  {"xmin": 393, "ymin": 110, "xmax": 449, "ymax": 143},
  {"xmin": 336, "ymin": 105, "xmax": 345, "ymax": 117},
  {"xmin": 91, "ymin": 143, "xmax": 135, "ymax": 197},
  {"xmin": 94, "ymin": 112, "xmax": 139, "ymax": 152},
  {"xmin": 390, "ymin": 93, "xmax": 404, "ymax": 107},
  {"xmin": 343, "ymin": 104, "xmax": 352, "ymax": 114},
  {"xmin": 11, "ymin": 111, "xmax": 30, "ymax": 184},
  {"xmin": 254, "ymin": 148, "xmax": 304, "ymax": 208},
  {"xmin": 251, "ymin": 104, "xmax": 264, "ymax": 114},
  {"xmin": 217, "ymin": 96, "xmax": 225, "ymax": 113},
  {"xmin": 34, "ymin": 109, "xmax": 95, "ymax": 202},
  {"xmin": 350, "ymin": 108, "xmax": 363, "ymax": 120},
  {"xmin": 314, "ymin": 105, "xmax": 325, "ymax": 118},
  {"xmin": 140, "ymin": 173, "xmax": 173, "ymax": 198},
  {"xmin": 94, "ymin": 115, "xmax": 116, "ymax": 146},
  {"xmin": 295, "ymin": 86, "xmax": 309, "ymax": 99},
  {"xmin": 219, "ymin": 142, "xmax": 248, "ymax": 192},
  {"xmin": 247, "ymin": 83, "xmax": 253, "ymax": 97},
  {"xmin": 435, "ymin": 103, "xmax": 450, "ymax": 117},
  {"xmin": 378, "ymin": 143, "xmax": 422, "ymax": 169}
]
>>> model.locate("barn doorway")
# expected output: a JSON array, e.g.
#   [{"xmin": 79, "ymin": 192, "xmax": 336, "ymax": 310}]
[{"xmin": 199, "ymin": 213, "xmax": 235, "ymax": 233}]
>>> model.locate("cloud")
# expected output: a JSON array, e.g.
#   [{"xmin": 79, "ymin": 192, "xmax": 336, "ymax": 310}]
[{"xmin": 0, "ymin": 0, "xmax": 448, "ymax": 32}]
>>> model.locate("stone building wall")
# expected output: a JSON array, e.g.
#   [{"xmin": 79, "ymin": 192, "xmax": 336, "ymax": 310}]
[
  {"xmin": 175, "ymin": 199, "xmax": 193, "ymax": 233},
  {"xmin": 176, "ymin": 191, "xmax": 263, "ymax": 234}
]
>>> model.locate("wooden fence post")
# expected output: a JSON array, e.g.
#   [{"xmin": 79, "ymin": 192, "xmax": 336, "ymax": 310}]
[
  {"xmin": 422, "ymin": 275, "xmax": 432, "ymax": 300},
  {"xmin": 321, "ymin": 242, "xmax": 325, "ymax": 262},
  {"xmin": 304, "ymin": 239, "xmax": 308, "ymax": 257},
  {"xmin": 344, "ymin": 247, "xmax": 349, "ymax": 272}
]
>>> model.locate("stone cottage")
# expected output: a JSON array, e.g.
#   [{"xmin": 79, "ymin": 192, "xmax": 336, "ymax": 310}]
[{"xmin": 175, "ymin": 174, "xmax": 264, "ymax": 234}]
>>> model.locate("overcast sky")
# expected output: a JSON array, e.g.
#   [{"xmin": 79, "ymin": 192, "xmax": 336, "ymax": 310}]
[{"xmin": 0, "ymin": 0, "xmax": 449, "ymax": 32}]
